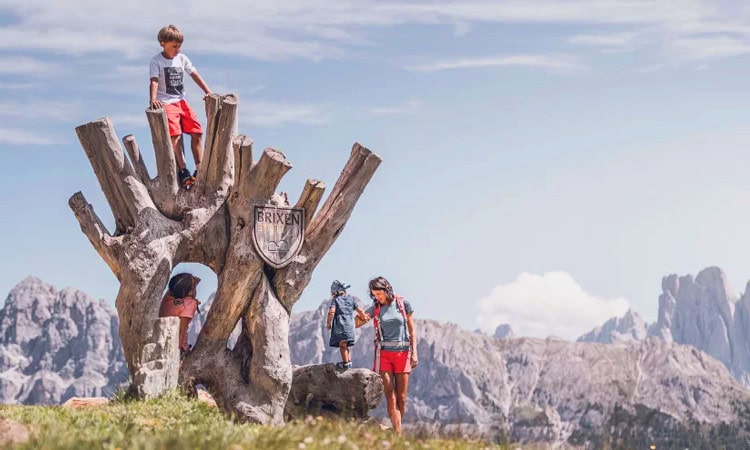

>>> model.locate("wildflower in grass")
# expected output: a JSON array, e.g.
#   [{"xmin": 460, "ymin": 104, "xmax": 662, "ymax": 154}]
[
  {"xmin": 298, "ymin": 443, "xmax": 306, "ymax": 449},
  {"xmin": 381, "ymin": 440, "xmax": 392, "ymax": 448},
  {"xmin": 337, "ymin": 434, "xmax": 347, "ymax": 443},
  {"xmin": 304, "ymin": 436, "xmax": 313, "ymax": 444},
  {"xmin": 322, "ymin": 437, "xmax": 331, "ymax": 444}
]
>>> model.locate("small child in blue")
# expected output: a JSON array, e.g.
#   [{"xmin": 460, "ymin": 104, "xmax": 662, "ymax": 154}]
[{"xmin": 326, "ymin": 280, "xmax": 368, "ymax": 369}]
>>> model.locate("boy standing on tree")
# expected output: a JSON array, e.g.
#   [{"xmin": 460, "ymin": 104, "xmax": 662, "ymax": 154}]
[
  {"xmin": 327, "ymin": 280, "xmax": 368, "ymax": 369},
  {"xmin": 149, "ymin": 24, "xmax": 212, "ymax": 190}
]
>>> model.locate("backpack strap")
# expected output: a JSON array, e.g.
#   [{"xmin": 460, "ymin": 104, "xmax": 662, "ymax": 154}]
[
  {"xmin": 373, "ymin": 303, "xmax": 383, "ymax": 372},
  {"xmin": 395, "ymin": 296, "xmax": 410, "ymax": 342}
]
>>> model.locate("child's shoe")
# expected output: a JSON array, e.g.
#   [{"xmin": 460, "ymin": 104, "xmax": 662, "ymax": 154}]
[
  {"xmin": 178, "ymin": 168, "xmax": 195, "ymax": 190},
  {"xmin": 335, "ymin": 361, "xmax": 351, "ymax": 370}
]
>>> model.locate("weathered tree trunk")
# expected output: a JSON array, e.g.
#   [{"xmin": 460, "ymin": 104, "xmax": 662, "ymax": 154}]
[{"xmin": 70, "ymin": 94, "xmax": 381, "ymax": 423}]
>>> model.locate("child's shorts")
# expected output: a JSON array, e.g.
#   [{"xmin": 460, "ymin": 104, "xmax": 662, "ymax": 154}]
[
  {"xmin": 164, "ymin": 100, "xmax": 203, "ymax": 137},
  {"xmin": 375, "ymin": 349, "xmax": 411, "ymax": 374}
]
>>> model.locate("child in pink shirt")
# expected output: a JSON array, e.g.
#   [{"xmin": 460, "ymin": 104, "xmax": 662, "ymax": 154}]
[{"xmin": 159, "ymin": 273, "xmax": 201, "ymax": 353}]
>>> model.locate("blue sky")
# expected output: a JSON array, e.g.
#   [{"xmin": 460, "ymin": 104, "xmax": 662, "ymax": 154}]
[{"xmin": 3, "ymin": 1, "xmax": 750, "ymax": 339}]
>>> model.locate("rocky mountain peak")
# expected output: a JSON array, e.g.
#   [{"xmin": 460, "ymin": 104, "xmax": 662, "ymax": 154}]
[
  {"xmin": 0, "ymin": 277, "xmax": 127, "ymax": 404},
  {"xmin": 578, "ymin": 308, "xmax": 648, "ymax": 344},
  {"xmin": 493, "ymin": 323, "xmax": 515, "ymax": 339}
]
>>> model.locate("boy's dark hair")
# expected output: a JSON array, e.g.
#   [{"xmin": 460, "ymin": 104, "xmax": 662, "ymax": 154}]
[
  {"xmin": 169, "ymin": 273, "xmax": 195, "ymax": 299},
  {"xmin": 158, "ymin": 24, "xmax": 183, "ymax": 44},
  {"xmin": 368, "ymin": 276, "xmax": 394, "ymax": 303}
]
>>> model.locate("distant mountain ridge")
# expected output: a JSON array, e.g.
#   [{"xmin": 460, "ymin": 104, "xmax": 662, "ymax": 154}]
[
  {"xmin": 290, "ymin": 300, "xmax": 750, "ymax": 446},
  {"xmin": 4, "ymin": 275, "xmax": 750, "ymax": 446},
  {"xmin": 0, "ymin": 277, "xmax": 128, "ymax": 404},
  {"xmin": 579, "ymin": 266, "xmax": 750, "ymax": 386}
]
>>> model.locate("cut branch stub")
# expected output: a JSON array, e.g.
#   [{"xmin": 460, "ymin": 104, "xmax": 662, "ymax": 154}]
[
  {"xmin": 68, "ymin": 192, "xmax": 121, "ymax": 279},
  {"xmin": 71, "ymin": 93, "xmax": 381, "ymax": 424}
]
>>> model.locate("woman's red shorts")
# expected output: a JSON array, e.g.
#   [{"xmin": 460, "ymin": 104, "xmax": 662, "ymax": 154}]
[{"xmin": 375, "ymin": 349, "xmax": 411, "ymax": 374}]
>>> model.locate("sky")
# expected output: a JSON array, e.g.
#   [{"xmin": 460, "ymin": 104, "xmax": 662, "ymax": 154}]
[{"xmin": 3, "ymin": 1, "xmax": 750, "ymax": 340}]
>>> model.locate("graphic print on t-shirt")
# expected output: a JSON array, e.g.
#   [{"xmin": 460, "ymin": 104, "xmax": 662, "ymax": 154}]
[{"xmin": 164, "ymin": 67, "xmax": 184, "ymax": 96}]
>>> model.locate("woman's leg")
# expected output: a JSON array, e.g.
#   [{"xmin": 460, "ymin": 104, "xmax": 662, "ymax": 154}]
[
  {"xmin": 395, "ymin": 373, "xmax": 410, "ymax": 418},
  {"xmin": 380, "ymin": 371, "xmax": 402, "ymax": 434}
]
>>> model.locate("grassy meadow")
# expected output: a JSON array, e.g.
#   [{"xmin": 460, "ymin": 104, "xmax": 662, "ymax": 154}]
[{"xmin": 0, "ymin": 391, "xmax": 504, "ymax": 449}]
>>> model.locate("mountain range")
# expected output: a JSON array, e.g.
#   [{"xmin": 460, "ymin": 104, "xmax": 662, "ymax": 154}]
[{"xmin": 4, "ymin": 271, "xmax": 750, "ymax": 446}]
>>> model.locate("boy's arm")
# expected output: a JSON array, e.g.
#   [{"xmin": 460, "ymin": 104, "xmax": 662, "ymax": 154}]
[
  {"xmin": 326, "ymin": 307, "xmax": 335, "ymax": 330},
  {"xmin": 149, "ymin": 78, "xmax": 162, "ymax": 109},
  {"xmin": 190, "ymin": 71, "xmax": 212, "ymax": 99}
]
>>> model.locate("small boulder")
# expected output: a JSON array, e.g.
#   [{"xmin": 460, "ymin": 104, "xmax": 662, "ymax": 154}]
[{"xmin": 285, "ymin": 364, "xmax": 383, "ymax": 420}]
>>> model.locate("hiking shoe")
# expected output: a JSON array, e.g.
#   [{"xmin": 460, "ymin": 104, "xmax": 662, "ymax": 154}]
[
  {"xmin": 178, "ymin": 168, "xmax": 195, "ymax": 190},
  {"xmin": 335, "ymin": 361, "xmax": 351, "ymax": 370}
]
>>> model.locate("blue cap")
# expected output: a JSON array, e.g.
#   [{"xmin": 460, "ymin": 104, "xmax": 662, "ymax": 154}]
[{"xmin": 331, "ymin": 280, "xmax": 350, "ymax": 293}]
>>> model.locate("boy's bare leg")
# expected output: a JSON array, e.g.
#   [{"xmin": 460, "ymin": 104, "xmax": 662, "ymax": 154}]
[
  {"xmin": 172, "ymin": 135, "xmax": 186, "ymax": 170},
  {"xmin": 338, "ymin": 341, "xmax": 348, "ymax": 362},
  {"xmin": 190, "ymin": 133, "xmax": 203, "ymax": 173}
]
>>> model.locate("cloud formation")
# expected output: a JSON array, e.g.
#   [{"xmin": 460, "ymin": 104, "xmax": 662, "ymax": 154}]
[
  {"xmin": 405, "ymin": 54, "xmax": 587, "ymax": 73},
  {"xmin": 0, "ymin": 127, "xmax": 53, "ymax": 145},
  {"xmin": 0, "ymin": 1, "xmax": 748, "ymax": 63},
  {"xmin": 476, "ymin": 271, "xmax": 629, "ymax": 340},
  {"xmin": 370, "ymin": 98, "xmax": 421, "ymax": 115},
  {"xmin": 241, "ymin": 101, "xmax": 333, "ymax": 128}
]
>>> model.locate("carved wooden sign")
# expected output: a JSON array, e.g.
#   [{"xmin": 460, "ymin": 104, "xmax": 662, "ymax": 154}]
[{"xmin": 252, "ymin": 205, "xmax": 305, "ymax": 268}]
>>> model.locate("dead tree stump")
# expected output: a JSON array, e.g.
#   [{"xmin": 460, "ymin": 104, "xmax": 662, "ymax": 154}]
[{"xmin": 69, "ymin": 94, "xmax": 381, "ymax": 424}]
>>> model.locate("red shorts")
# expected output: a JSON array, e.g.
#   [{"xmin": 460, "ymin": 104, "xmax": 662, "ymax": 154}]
[
  {"xmin": 164, "ymin": 100, "xmax": 203, "ymax": 137},
  {"xmin": 375, "ymin": 349, "xmax": 411, "ymax": 374}
]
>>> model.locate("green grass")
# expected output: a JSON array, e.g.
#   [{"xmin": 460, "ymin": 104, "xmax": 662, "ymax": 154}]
[{"xmin": 0, "ymin": 392, "xmax": 504, "ymax": 449}]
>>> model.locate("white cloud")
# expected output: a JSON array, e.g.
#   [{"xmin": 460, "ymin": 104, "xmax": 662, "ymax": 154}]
[
  {"xmin": 0, "ymin": 56, "xmax": 57, "ymax": 74},
  {"xmin": 109, "ymin": 113, "xmax": 149, "ymax": 128},
  {"xmin": 476, "ymin": 271, "xmax": 629, "ymax": 340},
  {"xmin": 669, "ymin": 35, "xmax": 750, "ymax": 60},
  {"xmin": 0, "ymin": 1, "xmax": 742, "ymax": 64},
  {"xmin": 405, "ymin": 54, "xmax": 588, "ymax": 74},
  {"xmin": 370, "ymin": 98, "xmax": 421, "ymax": 115},
  {"xmin": 241, "ymin": 101, "xmax": 332, "ymax": 128},
  {"xmin": 568, "ymin": 31, "xmax": 645, "ymax": 53},
  {"xmin": 0, "ymin": 100, "xmax": 82, "ymax": 121},
  {"xmin": 0, "ymin": 128, "xmax": 53, "ymax": 145}
]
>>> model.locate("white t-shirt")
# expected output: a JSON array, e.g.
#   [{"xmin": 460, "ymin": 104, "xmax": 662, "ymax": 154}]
[{"xmin": 149, "ymin": 53, "xmax": 197, "ymax": 104}]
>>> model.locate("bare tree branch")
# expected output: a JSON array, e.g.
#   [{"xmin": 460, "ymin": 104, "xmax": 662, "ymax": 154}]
[
  {"xmin": 202, "ymin": 94, "xmax": 222, "ymax": 164},
  {"xmin": 122, "ymin": 135, "xmax": 152, "ymax": 185},
  {"xmin": 68, "ymin": 191, "xmax": 122, "ymax": 279},
  {"xmin": 201, "ymin": 94, "xmax": 237, "ymax": 196},
  {"xmin": 233, "ymin": 135, "xmax": 254, "ymax": 187},
  {"xmin": 295, "ymin": 179, "xmax": 326, "ymax": 227},
  {"xmin": 146, "ymin": 108, "xmax": 178, "ymax": 196},
  {"xmin": 76, "ymin": 118, "xmax": 155, "ymax": 234}
]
